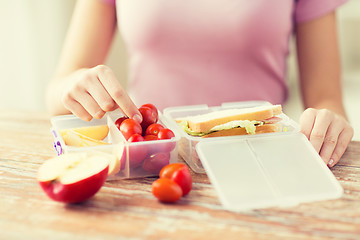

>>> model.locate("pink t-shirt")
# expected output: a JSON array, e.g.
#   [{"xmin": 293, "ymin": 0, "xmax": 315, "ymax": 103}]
[{"xmin": 104, "ymin": 0, "xmax": 346, "ymax": 110}]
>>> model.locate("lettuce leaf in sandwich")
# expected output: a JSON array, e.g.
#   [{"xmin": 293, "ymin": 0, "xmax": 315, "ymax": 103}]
[{"xmin": 179, "ymin": 120, "xmax": 263, "ymax": 137}]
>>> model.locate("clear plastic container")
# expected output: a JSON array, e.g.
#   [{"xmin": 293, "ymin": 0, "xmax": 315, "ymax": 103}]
[
  {"xmin": 163, "ymin": 101, "xmax": 343, "ymax": 211},
  {"xmin": 196, "ymin": 134, "xmax": 343, "ymax": 211},
  {"xmin": 163, "ymin": 101, "xmax": 299, "ymax": 173},
  {"xmin": 50, "ymin": 109, "xmax": 180, "ymax": 179}
]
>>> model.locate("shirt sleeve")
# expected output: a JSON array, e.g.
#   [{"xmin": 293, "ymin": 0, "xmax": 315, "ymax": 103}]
[{"xmin": 295, "ymin": 0, "xmax": 348, "ymax": 23}]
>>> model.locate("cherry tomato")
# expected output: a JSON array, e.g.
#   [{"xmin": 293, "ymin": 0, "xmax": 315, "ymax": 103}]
[
  {"xmin": 160, "ymin": 163, "xmax": 192, "ymax": 196},
  {"xmin": 144, "ymin": 134, "xmax": 158, "ymax": 141},
  {"xmin": 143, "ymin": 152, "xmax": 170, "ymax": 174},
  {"xmin": 155, "ymin": 128, "xmax": 176, "ymax": 152},
  {"xmin": 126, "ymin": 134, "xmax": 147, "ymax": 168},
  {"xmin": 119, "ymin": 119, "xmax": 142, "ymax": 140},
  {"xmin": 159, "ymin": 163, "xmax": 186, "ymax": 179},
  {"xmin": 139, "ymin": 106, "xmax": 158, "ymax": 131},
  {"xmin": 128, "ymin": 143, "xmax": 148, "ymax": 169},
  {"xmin": 171, "ymin": 166, "xmax": 192, "ymax": 196},
  {"xmin": 145, "ymin": 123, "xmax": 164, "ymax": 136},
  {"xmin": 128, "ymin": 134, "xmax": 145, "ymax": 143},
  {"xmin": 115, "ymin": 116, "xmax": 128, "ymax": 129},
  {"xmin": 152, "ymin": 178, "xmax": 182, "ymax": 203},
  {"xmin": 141, "ymin": 103, "xmax": 158, "ymax": 120},
  {"xmin": 157, "ymin": 128, "xmax": 175, "ymax": 140},
  {"xmin": 144, "ymin": 135, "xmax": 160, "ymax": 155},
  {"xmin": 154, "ymin": 140, "xmax": 176, "ymax": 153}
]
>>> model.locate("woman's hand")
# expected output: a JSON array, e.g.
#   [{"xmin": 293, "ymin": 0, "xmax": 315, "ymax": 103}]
[
  {"xmin": 300, "ymin": 108, "xmax": 354, "ymax": 167},
  {"xmin": 61, "ymin": 65, "xmax": 142, "ymax": 123}
]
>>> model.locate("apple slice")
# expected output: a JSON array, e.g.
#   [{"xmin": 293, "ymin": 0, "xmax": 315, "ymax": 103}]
[
  {"xmin": 62, "ymin": 130, "xmax": 108, "ymax": 147},
  {"xmin": 60, "ymin": 125, "xmax": 109, "ymax": 141},
  {"xmin": 37, "ymin": 152, "xmax": 110, "ymax": 203},
  {"xmin": 80, "ymin": 135, "xmax": 109, "ymax": 147},
  {"xmin": 107, "ymin": 143, "xmax": 125, "ymax": 176}
]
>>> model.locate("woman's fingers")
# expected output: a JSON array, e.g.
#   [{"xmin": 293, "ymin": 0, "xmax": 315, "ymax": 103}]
[
  {"xmin": 328, "ymin": 126, "xmax": 354, "ymax": 167},
  {"xmin": 308, "ymin": 109, "xmax": 333, "ymax": 159},
  {"xmin": 318, "ymin": 117, "xmax": 343, "ymax": 165},
  {"xmin": 300, "ymin": 108, "xmax": 353, "ymax": 167},
  {"xmin": 76, "ymin": 91, "xmax": 105, "ymax": 120},
  {"xmin": 62, "ymin": 96, "xmax": 93, "ymax": 121},
  {"xmin": 94, "ymin": 65, "xmax": 142, "ymax": 123},
  {"xmin": 300, "ymin": 108, "xmax": 316, "ymax": 139},
  {"xmin": 64, "ymin": 73, "xmax": 105, "ymax": 120},
  {"xmin": 86, "ymin": 74, "xmax": 117, "ymax": 115},
  {"xmin": 304, "ymin": 109, "xmax": 333, "ymax": 153},
  {"xmin": 61, "ymin": 65, "xmax": 141, "ymax": 122}
]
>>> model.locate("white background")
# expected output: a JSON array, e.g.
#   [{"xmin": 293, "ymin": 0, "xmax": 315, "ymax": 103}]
[{"xmin": 0, "ymin": 0, "xmax": 359, "ymax": 140}]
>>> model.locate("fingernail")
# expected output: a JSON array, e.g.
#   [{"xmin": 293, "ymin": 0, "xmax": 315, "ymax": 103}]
[
  {"xmin": 328, "ymin": 159, "xmax": 334, "ymax": 167},
  {"xmin": 133, "ymin": 114, "xmax": 142, "ymax": 123}
]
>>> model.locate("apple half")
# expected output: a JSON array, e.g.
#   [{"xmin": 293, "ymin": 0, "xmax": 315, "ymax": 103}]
[{"xmin": 37, "ymin": 152, "xmax": 110, "ymax": 203}]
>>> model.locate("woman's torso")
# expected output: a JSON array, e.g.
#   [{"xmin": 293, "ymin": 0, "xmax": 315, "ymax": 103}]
[{"xmin": 117, "ymin": 0, "xmax": 294, "ymax": 110}]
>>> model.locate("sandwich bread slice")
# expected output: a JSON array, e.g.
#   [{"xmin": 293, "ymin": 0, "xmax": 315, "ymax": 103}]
[{"xmin": 177, "ymin": 104, "xmax": 283, "ymax": 138}]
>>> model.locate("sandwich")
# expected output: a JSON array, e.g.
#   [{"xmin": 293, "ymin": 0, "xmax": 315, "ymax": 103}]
[{"xmin": 176, "ymin": 104, "xmax": 283, "ymax": 138}]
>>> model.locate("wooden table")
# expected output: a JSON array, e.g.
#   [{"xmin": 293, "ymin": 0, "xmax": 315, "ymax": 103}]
[{"xmin": 1, "ymin": 110, "xmax": 360, "ymax": 240}]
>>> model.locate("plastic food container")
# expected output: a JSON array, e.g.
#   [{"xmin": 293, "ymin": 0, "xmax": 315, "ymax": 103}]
[
  {"xmin": 163, "ymin": 101, "xmax": 343, "ymax": 211},
  {"xmin": 163, "ymin": 101, "xmax": 294, "ymax": 173},
  {"xmin": 50, "ymin": 110, "xmax": 180, "ymax": 179}
]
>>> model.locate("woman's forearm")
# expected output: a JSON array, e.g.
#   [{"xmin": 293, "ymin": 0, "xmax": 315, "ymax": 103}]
[
  {"xmin": 296, "ymin": 11, "xmax": 347, "ymax": 119},
  {"xmin": 46, "ymin": 0, "xmax": 117, "ymax": 116},
  {"xmin": 46, "ymin": 69, "xmax": 87, "ymax": 116},
  {"xmin": 295, "ymin": 11, "xmax": 353, "ymax": 168}
]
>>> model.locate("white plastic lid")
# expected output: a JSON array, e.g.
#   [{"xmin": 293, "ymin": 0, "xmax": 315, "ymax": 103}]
[{"xmin": 196, "ymin": 132, "xmax": 343, "ymax": 212}]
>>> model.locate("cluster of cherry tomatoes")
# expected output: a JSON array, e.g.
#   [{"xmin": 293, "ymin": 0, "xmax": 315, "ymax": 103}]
[
  {"xmin": 114, "ymin": 104, "xmax": 192, "ymax": 203},
  {"xmin": 152, "ymin": 163, "xmax": 193, "ymax": 203},
  {"xmin": 115, "ymin": 103, "xmax": 175, "ymax": 143},
  {"xmin": 114, "ymin": 103, "xmax": 176, "ymax": 173}
]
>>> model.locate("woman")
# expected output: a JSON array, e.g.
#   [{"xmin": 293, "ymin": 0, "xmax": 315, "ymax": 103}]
[{"xmin": 46, "ymin": 0, "xmax": 353, "ymax": 167}]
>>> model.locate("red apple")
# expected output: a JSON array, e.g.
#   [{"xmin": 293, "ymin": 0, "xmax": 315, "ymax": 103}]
[{"xmin": 37, "ymin": 152, "xmax": 110, "ymax": 203}]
